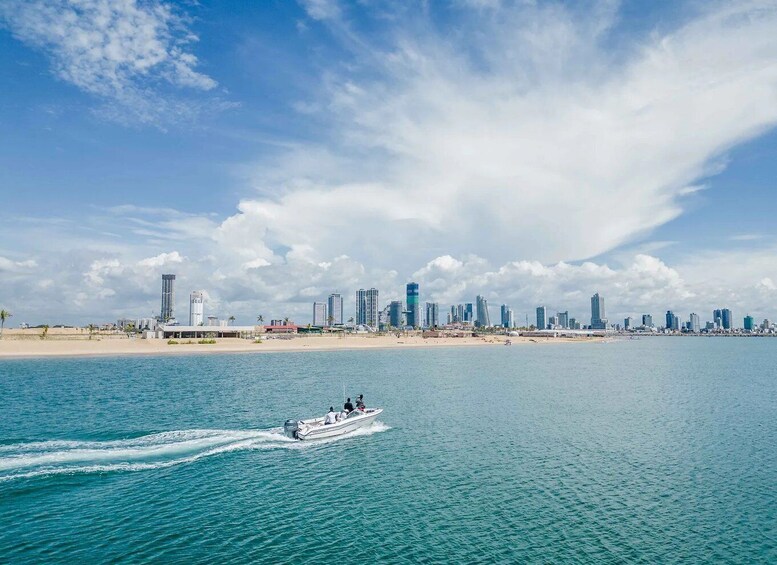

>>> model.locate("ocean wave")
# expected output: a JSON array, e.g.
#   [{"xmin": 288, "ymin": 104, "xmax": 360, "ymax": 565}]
[{"xmin": 0, "ymin": 422, "xmax": 390, "ymax": 482}]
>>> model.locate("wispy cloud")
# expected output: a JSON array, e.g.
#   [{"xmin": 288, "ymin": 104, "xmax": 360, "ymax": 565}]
[
  {"xmin": 0, "ymin": 0, "xmax": 221, "ymax": 125},
  {"xmin": 226, "ymin": 1, "xmax": 777, "ymax": 274},
  {"xmin": 730, "ymin": 234, "xmax": 764, "ymax": 241}
]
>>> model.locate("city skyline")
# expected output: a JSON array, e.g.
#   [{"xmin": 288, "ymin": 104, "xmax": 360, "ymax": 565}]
[{"xmin": 2, "ymin": 2, "xmax": 777, "ymax": 326}]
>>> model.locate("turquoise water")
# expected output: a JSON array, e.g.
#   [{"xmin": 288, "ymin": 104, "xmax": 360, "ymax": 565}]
[{"xmin": 0, "ymin": 338, "xmax": 775, "ymax": 563}]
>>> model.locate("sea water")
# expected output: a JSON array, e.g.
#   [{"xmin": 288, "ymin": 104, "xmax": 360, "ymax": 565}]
[{"xmin": 0, "ymin": 338, "xmax": 775, "ymax": 563}]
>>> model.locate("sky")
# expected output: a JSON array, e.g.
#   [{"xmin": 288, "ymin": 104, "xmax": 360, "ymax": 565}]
[{"xmin": 1, "ymin": 0, "xmax": 777, "ymax": 327}]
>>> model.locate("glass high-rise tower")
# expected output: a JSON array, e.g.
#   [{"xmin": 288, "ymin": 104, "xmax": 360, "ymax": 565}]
[
  {"xmin": 406, "ymin": 283, "xmax": 420, "ymax": 328},
  {"xmin": 591, "ymin": 293, "xmax": 607, "ymax": 329},
  {"xmin": 327, "ymin": 293, "xmax": 343, "ymax": 326},
  {"xmin": 161, "ymin": 274, "xmax": 175, "ymax": 322},
  {"xmin": 476, "ymin": 295, "xmax": 491, "ymax": 327},
  {"xmin": 536, "ymin": 306, "xmax": 547, "ymax": 330}
]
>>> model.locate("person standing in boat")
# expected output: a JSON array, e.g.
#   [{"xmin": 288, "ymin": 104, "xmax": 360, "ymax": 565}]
[
  {"xmin": 324, "ymin": 407, "xmax": 337, "ymax": 425},
  {"xmin": 356, "ymin": 394, "xmax": 365, "ymax": 410},
  {"xmin": 343, "ymin": 397, "xmax": 354, "ymax": 413}
]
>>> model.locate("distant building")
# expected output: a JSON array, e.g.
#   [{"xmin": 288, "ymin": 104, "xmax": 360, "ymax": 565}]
[
  {"xmin": 721, "ymin": 308, "xmax": 733, "ymax": 330},
  {"xmin": 208, "ymin": 315, "xmax": 219, "ymax": 327},
  {"xmin": 642, "ymin": 314, "xmax": 653, "ymax": 328},
  {"xmin": 406, "ymin": 283, "xmax": 421, "ymax": 328},
  {"xmin": 313, "ymin": 302, "xmax": 327, "ymax": 326},
  {"xmin": 558, "ymin": 311, "xmax": 569, "ymax": 329},
  {"xmin": 548, "ymin": 315, "xmax": 558, "ymax": 327},
  {"xmin": 425, "ymin": 302, "xmax": 439, "ymax": 328},
  {"xmin": 464, "ymin": 303, "xmax": 474, "ymax": 323},
  {"xmin": 327, "ymin": 293, "xmax": 343, "ymax": 326},
  {"xmin": 536, "ymin": 306, "xmax": 547, "ymax": 330},
  {"xmin": 744, "ymin": 315, "xmax": 755, "ymax": 331},
  {"xmin": 624, "ymin": 317, "xmax": 634, "ymax": 330},
  {"xmin": 665, "ymin": 310, "xmax": 679, "ymax": 331},
  {"xmin": 270, "ymin": 319, "xmax": 284, "ymax": 326},
  {"xmin": 713, "ymin": 309, "xmax": 722, "ymax": 329},
  {"xmin": 500, "ymin": 305, "xmax": 514, "ymax": 328},
  {"xmin": 476, "ymin": 295, "xmax": 491, "ymax": 327},
  {"xmin": 389, "ymin": 301, "xmax": 404, "ymax": 328},
  {"xmin": 356, "ymin": 288, "xmax": 379, "ymax": 328},
  {"xmin": 161, "ymin": 274, "xmax": 175, "ymax": 322},
  {"xmin": 689, "ymin": 313, "xmax": 700, "ymax": 333},
  {"xmin": 189, "ymin": 290, "xmax": 204, "ymax": 326},
  {"xmin": 590, "ymin": 293, "xmax": 607, "ymax": 329}
]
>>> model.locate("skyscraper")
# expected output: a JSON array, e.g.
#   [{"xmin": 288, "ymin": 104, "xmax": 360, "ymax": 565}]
[
  {"xmin": 642, "ymin": 314, "xmax": 653, "ymax": 327},
  {"xmin": 406, "ymin": 282, "xmax": 420, "ymax": 328},
  {"xmin": 624, "ymin": 316, "xmax": 634, "ymax": 330},
  {"xmin": 721, "ymin": 308, "xmax": 733, "ymax": 330},
  {"xmin": 464, "ymin": 303, "xmax": 474, "ymax": 323},
  {"xmin": 558, "ymin": 311, "xmax": 569, "ymax": 329},
  {"xmin": 689, "ymin": 313, "xmax": 700, "ymax": 333},
  {"xmin": 313, "ymin": 302, "xmax": 327, "ymax": 326},
  {"xmin": 536, "ymin": 306, "xmax": 547, "ymax": 330},
  {"xmin": 356, "ymin": 288, "xmax": 379, "ymax": 327},
  {"xmin": 666, "ymin": 310, "xmax": 679, "ymax": 331},
  {"xmin": 327, "ymin": 293, "xmax": 343, "ymax": 326},
  {"xmin": 500, "ymin": 304, "xmax": 514, "ymax": 328},
  {"xmin": 161, "ymin": 274, "xmax": 175, "ymax": 322},
  {"xmin": 189, "ymin": 290, "xmax": 204, "ymax": 326},
  {"xmin": 425, "ymin": 302, "xmax": 439, "ymax": 328},
  {"xmin": 713, "ymin": 309, "xmax": 722, "ymax": 328},
  {"xmin": 590, "ymin": 293, "xmax": 607, "ymax": 329},
  {"xmin": 476, "ymin": 295, "xmax": 491, "ymax": 327},
  {"xmin": 389, "ymin": 301, "xmax": 404, "ymax": 328},
  {"xmin": 744, "ymin": 315, "xmax": 755, "ymax": 331}
]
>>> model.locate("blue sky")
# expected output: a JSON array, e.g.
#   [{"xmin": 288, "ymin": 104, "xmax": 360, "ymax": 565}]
[{"xmin": 1, "ymin": 0, "xmax": 777, "ymax": 326}]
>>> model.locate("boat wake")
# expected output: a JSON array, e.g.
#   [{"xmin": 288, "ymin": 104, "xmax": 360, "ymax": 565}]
[{"xmin": 0, "ymin": 422, "xmax": 390, "ymax": 483}]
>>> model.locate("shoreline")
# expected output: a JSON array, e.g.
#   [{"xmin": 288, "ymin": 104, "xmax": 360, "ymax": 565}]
[{"xmin": 0, "ymin": 333, "xmax": 601, "ymax": 360}]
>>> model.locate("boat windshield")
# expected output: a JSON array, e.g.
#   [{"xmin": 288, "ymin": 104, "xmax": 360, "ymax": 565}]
[{"xmin": 347, "ymin": 410, "xmax": 364, "ymax": 419}]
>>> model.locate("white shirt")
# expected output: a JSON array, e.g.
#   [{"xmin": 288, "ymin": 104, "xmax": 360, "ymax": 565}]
[{"xmin": 325, "ymin": 411, "xmax": 337, "ymax": 424}]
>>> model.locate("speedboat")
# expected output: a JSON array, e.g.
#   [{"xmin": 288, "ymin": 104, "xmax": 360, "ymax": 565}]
[{"xmin": 284, "ymin": 408, "xmax": 383, "ymax": 441}]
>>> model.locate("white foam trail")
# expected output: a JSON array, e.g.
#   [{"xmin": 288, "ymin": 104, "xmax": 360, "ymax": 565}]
[{"xmin": 0, "ymin": 422, "xmax": 390, "ymax": 482}]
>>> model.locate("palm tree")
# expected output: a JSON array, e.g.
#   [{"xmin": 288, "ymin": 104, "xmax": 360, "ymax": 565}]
[
  {"xmin": 0, "ymin": 309, "xmax": 11, "ymax": 338},
  {"xmin": 257, "ymin": 314, "xmax": 264, "ymax": 325},
  {"xmin": 283, "ymin": 316, "xmax": 290, "ymax": 325},
  {"xmin": 228, "ymin": 315, "xmax": 236, "ymax": 326},
  {"xmin": 87, "ymin": 324, "xmax": 96, "ymax": 340}
]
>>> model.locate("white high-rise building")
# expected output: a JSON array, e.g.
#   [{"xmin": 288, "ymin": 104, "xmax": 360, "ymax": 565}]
[
  {"xmin": 313, "ymin": 302, "xmax": 327, "ymax": 326},
  {"xmin": 189, "ymin": 291, "xmax": 204, "ymax": 326},
  {"xmin": 327, "ymin": 293, "xmax": 343, "ymax": 326},
  {"xmin": 356, "ymin": 288, "xmax": 379, "ymax": 328}
]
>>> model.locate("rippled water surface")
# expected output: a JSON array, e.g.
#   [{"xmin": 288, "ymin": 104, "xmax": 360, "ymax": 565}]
[{"xmin": 1, "ymin": 338, "xmax": 775, "ymax": 563}]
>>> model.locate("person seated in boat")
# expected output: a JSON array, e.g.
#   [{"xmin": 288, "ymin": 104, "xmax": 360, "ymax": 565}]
[
  {"xmin": 343, "ymin": 397, "xmax": 354, "ymax": 412},
  {"xmin": 338, "ymin": 408, "xmax": 348, "ymax": 421},
  {"xmin": 356, "ymin": 394, "xmax": 365, "ymax": 410},
  {"xmin": 324, "ymin": 407, "xmax": 337, "ymax": 425}
]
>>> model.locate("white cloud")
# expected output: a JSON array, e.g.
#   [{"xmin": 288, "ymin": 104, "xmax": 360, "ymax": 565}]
[
  {"xmin": 224, "ymin": 1, "xmax": 777, "ymax": 274},
  {"xmin": 0, "ymin": 256, "xmax": 38, "ymax": 273},
  {"xmin": 0, "ymin": 0, "xmax": 219, "ymax": 125},
  {"xmin": 300, "ymin": 0, "xmax": 341, "ymax": 21}
]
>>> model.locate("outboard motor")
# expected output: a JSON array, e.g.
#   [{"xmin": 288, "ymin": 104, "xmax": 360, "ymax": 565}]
[{"xmin": 284, "ymin": 419, "xmax": 300, "ymax": 439}]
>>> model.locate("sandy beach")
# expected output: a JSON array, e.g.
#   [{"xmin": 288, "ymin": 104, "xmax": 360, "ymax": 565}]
[{"xmin": 0, "ymin": 328, "xmax": 600, "ymax": 359}]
